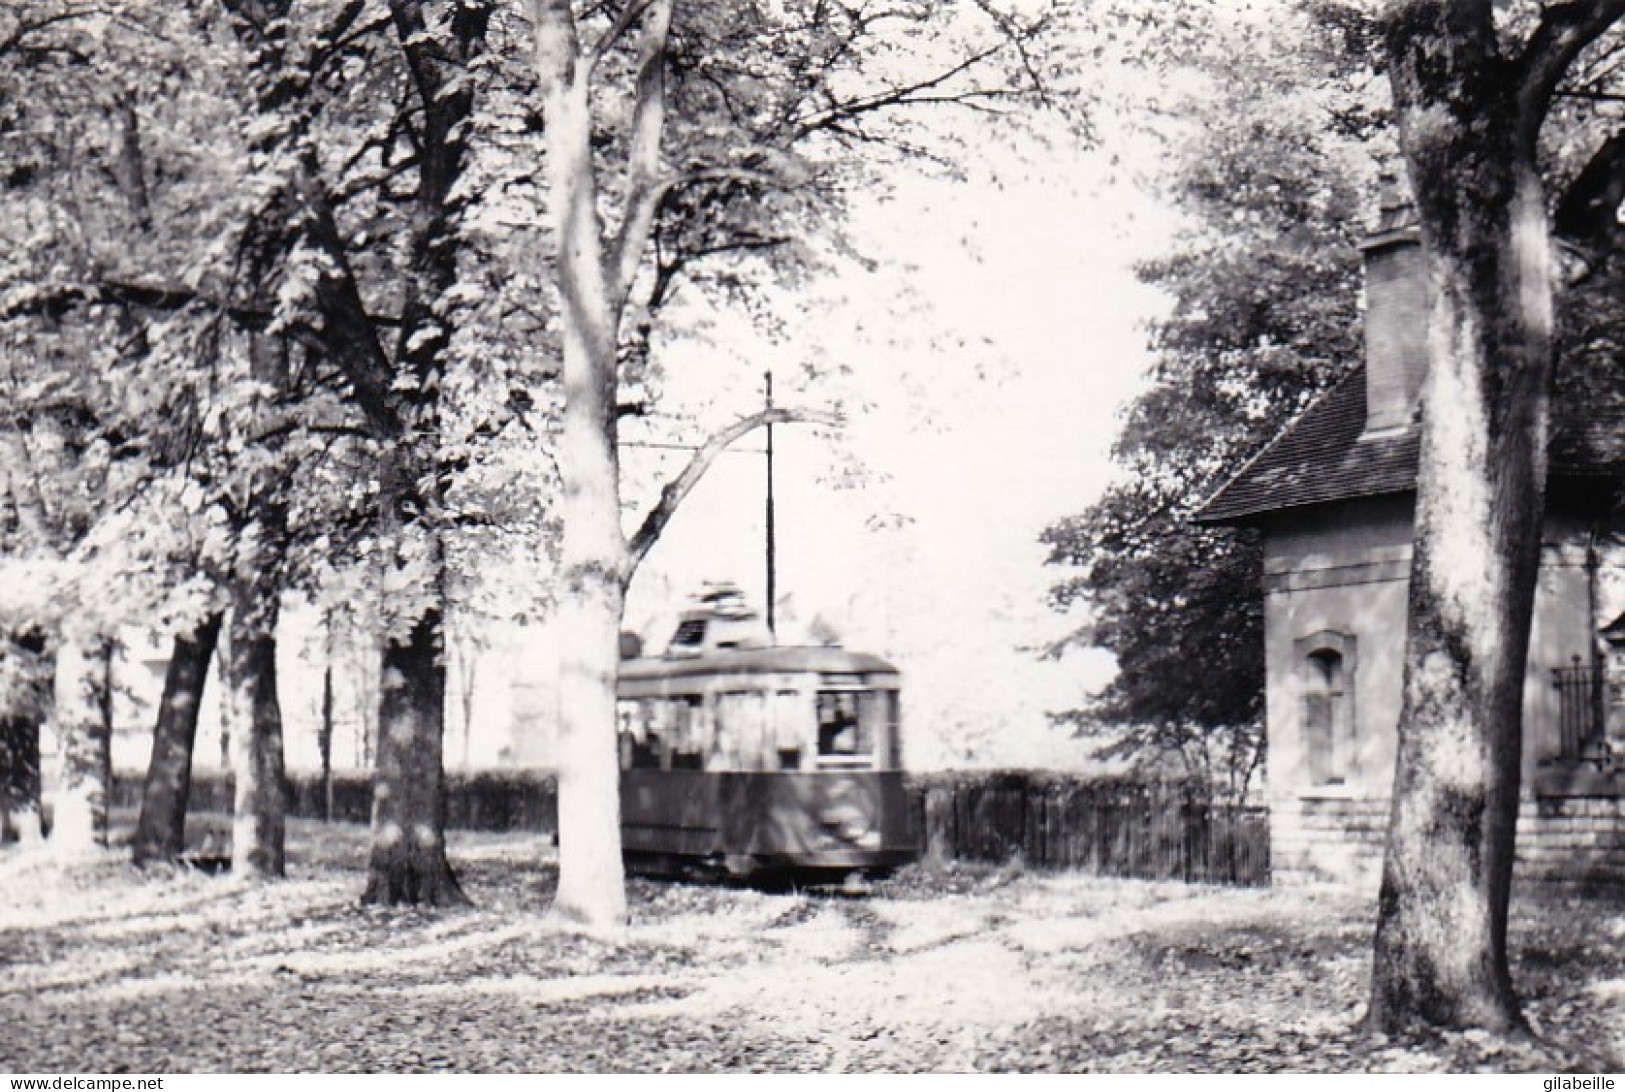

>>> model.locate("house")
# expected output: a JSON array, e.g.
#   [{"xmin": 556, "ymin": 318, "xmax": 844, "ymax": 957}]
[{"xmin": 1198, "ymin": 194, "xmax": 1625, "ymax": 892}]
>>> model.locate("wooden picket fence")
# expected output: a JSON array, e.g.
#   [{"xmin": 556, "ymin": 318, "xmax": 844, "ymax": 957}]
[
  {"xmin": 107, "ymin": 769, "xmax": 557, "ymax": 833},
  {"xmin": 909, "ymin": 773, "xmax": 1270, "ymax": 886},
  {"xmin": 110, "ymin": 768, "xmax": 1270, "ymax": 887}
]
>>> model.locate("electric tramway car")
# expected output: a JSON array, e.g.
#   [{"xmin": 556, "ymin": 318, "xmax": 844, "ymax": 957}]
[{"xmin": 616, "ymin": 586, "xmax": 916, "ymax": 881}]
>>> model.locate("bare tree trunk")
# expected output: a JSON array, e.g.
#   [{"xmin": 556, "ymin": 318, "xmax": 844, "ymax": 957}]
[
  {"xmin": 0, "ymin": 713, "xmax": 43, "ymax": 843},
  {"xmin": 451, "ymin": 627, "xmax": 479, "ymax": 772},
  {"xmin": 133, "ymin": 611, "xmax": 224, "ymax": 865},
  {"xmin": 220, "ymin": 314, "xmax": 293, "ymax": 879},
  {"xmin": 549, "ymin": 182, "xmax": 632, "ymax": 923},
  {"xmin": 362, "ymin": 608, "xmax": 468, "ymax": 906},
  {"xmin": 553, "ymin": 537, "xmax": 630, "ymax": 926},
  {"xmin": 534, "ymin": 3, "xmax": 634, "ymax": 928},
  {"xmin": 0, "ymin": 630, "xmax": 51, "ymax": 843},
  {"xmin": 530, "ymin": 0, "xmax": 824, "ymax": 929},
  {"xmin": 320, "ymin": 654, "xmax": 334, "ymax": 822},
  {"xmin": 52, "ymin": 636, "xmax": 113, "ymax": 855},
  {"xmin": 1364, "ymin": 0, "xmax": 1611, "ymax": 1034},
  {"xmin": 355, "ymin": 631, "xmax": 378, "ymax": 770},
  {"xmin": 226, "ymin": 574, "xmax": 286, "ymax": 879}
]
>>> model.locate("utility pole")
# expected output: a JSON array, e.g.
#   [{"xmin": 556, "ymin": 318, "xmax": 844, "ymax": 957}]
[{"xmin": 765, "ymin": 369, "xmax": 776, "ymax": 642}]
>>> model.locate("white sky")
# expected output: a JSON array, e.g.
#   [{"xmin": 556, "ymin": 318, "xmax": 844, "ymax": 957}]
[{"xmin": 622, "ymin": 132, "xmax": 1176, "ymax": 768}]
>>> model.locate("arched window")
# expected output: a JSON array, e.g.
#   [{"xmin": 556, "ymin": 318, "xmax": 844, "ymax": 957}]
[
  {"xmin": 1303, "ymin": 651, "xmax": 1345, "ymax": 784},
  {"xmin": 1296, "ymin": 631, "xmax": 1357, "ymax": 787}
]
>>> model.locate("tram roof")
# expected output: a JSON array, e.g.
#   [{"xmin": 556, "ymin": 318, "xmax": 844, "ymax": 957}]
[{"xmin": 619, "ymin": 645, "xmax": 899, "ymax": 683}]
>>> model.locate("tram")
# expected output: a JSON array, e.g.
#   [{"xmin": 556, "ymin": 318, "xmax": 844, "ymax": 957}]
[{"xmin": 617, "ymin": 587, "xmax": 916, "ymax": 880}]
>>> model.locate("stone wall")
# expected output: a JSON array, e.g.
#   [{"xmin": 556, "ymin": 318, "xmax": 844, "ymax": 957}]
[
  {"xmin": 1269, "ymin": 794, "xmax": 1388, "ymax": 890},
  {"xmin": 1270, "ymin": 792, "xmax": 1625, "ymax": 895},
  {"xmin": 1518, "ymin": 795, "xmax": 1625, "ymax": 895}
]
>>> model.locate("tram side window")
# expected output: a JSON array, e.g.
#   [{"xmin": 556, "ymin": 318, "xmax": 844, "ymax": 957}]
[
  {"xmin": 857, "ymin": 689, "xmax": 894, "ymax": 771},
  {"xmin": 817, "ymin": 691, "xmax": 872, "ymax": 764},
  {"xmin": 714, "ymin": 691, "xmax": 767, "ymax": 770},
  {"xmin": 669, "ymin": 696, "xmax": 707, "ymax": 770},
  {"xmin": 773, "ymin": 690, "xmax": 803, "ymax": 770},
  {"xmin": 885, "ymin": 691, "xmax": 902, "ymax": 769},
  {"xmin": 617, "ymin": 699, "xmax": 661, "ymax": 770}
]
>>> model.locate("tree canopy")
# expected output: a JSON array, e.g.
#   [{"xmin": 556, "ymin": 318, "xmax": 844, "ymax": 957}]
[{"xmin": 1040, "ymin": 4, "xmax": 1379, "ymax": 794}]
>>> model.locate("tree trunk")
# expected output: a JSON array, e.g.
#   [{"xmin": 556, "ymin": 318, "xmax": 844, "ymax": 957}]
[
  {"xmin": 52, "ymin": 637, "xmax": 114, "ymax": 855},
  {"xmin": 1368, "ymin": 1, "xmax": 1562, "ymax": 1034},
  {"xmin": 352, "ymin": 0, "xmax": 487, "ymax": 910},
  {"xmin": 0, "ymin": 713, "xmax": 43, "ymax": 843},
  {"xmin": 549, "ymin": 272, "xmax": 631, "ymax": 926},
  {"xmin": 535, "ymin": 13, "xmax": 633, "ymax": 928},
  {"xmin": 226, "ymin": 577, "xmax": 286, "ymax": 879},
  {"xmin": 362, "ymin": 609, "xmax": 467, "ymax": 906},
  {"xmin": 0, "ymin": 627, "xmax": 50, "ymax": 838},
  {"xmin": 223, "ymin": 321, "xmax": 292, "ymax": 879},
  {"xmin": 0, "ymin": 631, "xmax": 51, "ymax": 843},
  {"xmin": 132, "ymin": 611, "xmax": 224, "ymax": 865},
  {"xmin": 552, "ymin": 539, "xmax": 630, "ymax": 927},
  {"xmin": 320, "ymin": 656, "xmax": 334, "ymax": 822}
]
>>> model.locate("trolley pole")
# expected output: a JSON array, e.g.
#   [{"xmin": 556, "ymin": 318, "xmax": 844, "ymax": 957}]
[{"xmin": 765, "ymin": 369, "xmax": 776, "ymax": 642}]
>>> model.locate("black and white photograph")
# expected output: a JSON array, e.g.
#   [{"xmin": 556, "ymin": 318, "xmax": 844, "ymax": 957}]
[{"xmin": 0, "ymin": 0, "xmax": 1621, "ymax": 1077}]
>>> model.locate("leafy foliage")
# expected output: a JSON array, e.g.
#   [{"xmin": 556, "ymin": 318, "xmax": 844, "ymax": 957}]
[
  {"xmin": 0, "ymin": 3, "xmax": 234, "ymax": 645},
  {"xmin": 1041, "ymin": 5, "xmax": 1380, "ymax": 795}
]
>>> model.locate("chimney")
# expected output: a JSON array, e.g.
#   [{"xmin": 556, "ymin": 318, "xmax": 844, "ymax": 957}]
[{"xmin": 1357, "ymin": 174, "xmax": 1428, "ymax": 434}]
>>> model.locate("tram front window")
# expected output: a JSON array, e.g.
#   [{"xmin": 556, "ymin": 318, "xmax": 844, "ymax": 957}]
[{"xmin": 817, "ymin": 691, "xmax": 873, "ymax": 765}]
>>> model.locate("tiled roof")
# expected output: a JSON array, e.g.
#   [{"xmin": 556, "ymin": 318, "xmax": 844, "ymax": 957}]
[{"xmin": 1198, "ymin": 363, "xmax": 1622, "ymax": 524}]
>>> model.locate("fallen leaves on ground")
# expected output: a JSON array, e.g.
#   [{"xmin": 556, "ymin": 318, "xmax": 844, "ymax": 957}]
[{"xmin": 0, "ymin": 822, "xmax": 1619, "ymax": 1073}]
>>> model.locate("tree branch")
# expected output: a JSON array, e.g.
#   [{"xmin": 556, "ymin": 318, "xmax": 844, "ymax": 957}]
[
  {"xmin": 244, "ymin": 404, "xmax": 372, "ymax": 448},
  {"xmin": 589, "ymin": 0, "xmax": 656, "ymax": 72},
  {"xmin": 626, "ymin": 406, "xmax": 840, "ymax": 570},
  {"xmin": 305, "ymin": 1, "xmax": 383, "ymax": 85},
  {"xmin": 285, "ymin": 156, "xmax": 404, "ymax": 439},
  {"xmin": 1554, "ymin": 128, "xmax": 1625, "ymax": 249},
  {"xmin": 0, "ymin": 279, "xmax": 252, "ymax": 327},
  {"xmin": 0, "ymin": 8, "xmax": 87, "ymax": 61},
  {"xmin": 0, "ymin": 429, "xmax": 54, "ymax": 546},
  {"xmin": 215, "ymin": 0, "xmax": 406, "ymax": 441},
  {"xmin": 1553, "ymin": 128, "xmax": 1625, "ymax": 285},
  {"xmin": 533, "ymin": 0, "xmax": 623, "ymax": 384},
  {"xmin": 1553, "ymin": 88, "xmax": 1625, "ymax": 100},
  {"xmin": 661, "ymin": 164, "xmax": 779, "ymax": 197},
  {"xmin": 647, "ymin": 231, "xmax": 790, "ymax": 311},
  {"xmin": 608, "ymin": 0, "xmax": 672, "ymax": 313},
  {"xmin": 969, "ymin": 0, "xmax": 1055, "ymax": 109},
  {"xmin": 0, "ymin": 278, "xmax": 404, "ymax": 331},
  {"xmin": 788, "ymin": 40, "xmax": 1009, "ymax": 143},
  {"xmin": 1516, "ymin": 0, "xmax": 1625, "ymax": 150}
]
